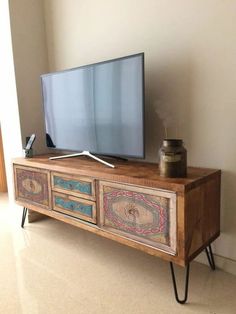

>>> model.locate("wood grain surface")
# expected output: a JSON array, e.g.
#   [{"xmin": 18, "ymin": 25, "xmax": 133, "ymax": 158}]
[
  {"xmin": 13, "ymin": 154, "xmax": 221, "ymax": 266},
  {"xmin": 13, "ymin": 155, "xmax": 220, "ymax": 193}
]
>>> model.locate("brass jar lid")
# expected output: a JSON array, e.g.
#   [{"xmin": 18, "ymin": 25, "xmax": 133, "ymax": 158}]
[{"xmin": 163, "ymin": 139, "xmax": 183, "ymax": 147}]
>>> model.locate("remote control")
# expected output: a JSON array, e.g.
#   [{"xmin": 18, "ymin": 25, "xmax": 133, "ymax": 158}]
[{"xmin": 25, "ymin": 134, "xmax": 36, "ymax": 150}]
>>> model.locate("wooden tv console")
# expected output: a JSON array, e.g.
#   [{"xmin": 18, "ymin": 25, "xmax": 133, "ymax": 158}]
[{"xmin": 13, "ymin": 155, "xmax": 221, "ymax": 303}]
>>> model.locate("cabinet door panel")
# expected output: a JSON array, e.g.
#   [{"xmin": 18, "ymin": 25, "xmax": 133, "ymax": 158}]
[
  {"xmin": 14, "ymin": 166, "xmax": 50, "ymax": 209},
  {"xmin": 99, "ymin": 181, "xmax": 176, "ymax": 254}
]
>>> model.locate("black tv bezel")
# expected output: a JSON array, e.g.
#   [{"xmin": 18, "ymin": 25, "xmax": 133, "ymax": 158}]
[{"xmin": 40, "ymin": 52, "xmax": 145, "ymax": 159}]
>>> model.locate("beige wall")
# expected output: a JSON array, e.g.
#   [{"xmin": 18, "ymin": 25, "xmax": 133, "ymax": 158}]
[
  {"xmin": 9, "ymin": 0, "xmax": 49, "ymax": 154},
  {"xmin": 43, "ymin": 0, "xmax": 236, "ymax": 266},
  {"xmin": 8, "ymin": 0, "xmax": 236, "ymax": 268}
]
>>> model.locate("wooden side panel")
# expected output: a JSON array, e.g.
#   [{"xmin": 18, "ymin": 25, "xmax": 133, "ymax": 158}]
[
  {"xmin": 185, "ymin": 172, "xmax": 221, "ymax": 262},
  {"xmin": 14, "ymin": 165, "xmax": 51, "ymax": 209},
  {"xmin": 176, "ymin": 194, "xmax": 186, "ymax": 264},
  {"xmin": 99, "ymin": 181, "xmax": 177, "ymax": 255}
]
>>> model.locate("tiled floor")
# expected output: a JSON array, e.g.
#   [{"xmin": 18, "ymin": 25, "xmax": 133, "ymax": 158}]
[{"xmin": 1, "ymin": 192, "xmax": 236, "ymax": 314}]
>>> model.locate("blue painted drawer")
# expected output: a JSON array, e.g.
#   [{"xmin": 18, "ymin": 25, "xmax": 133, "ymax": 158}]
[
  {"xmin": 52, "ymin": 192, "xmax": 96, "ymax": 223},
  {"xmin": 51, "ymin": 172, "xmax": 95, "ymax": 200}
]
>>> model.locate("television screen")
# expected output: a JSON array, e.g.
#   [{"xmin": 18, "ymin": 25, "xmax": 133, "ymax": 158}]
[{"xmin": 41, "ymin": 53, "xmax": 144, "ymax": 158}]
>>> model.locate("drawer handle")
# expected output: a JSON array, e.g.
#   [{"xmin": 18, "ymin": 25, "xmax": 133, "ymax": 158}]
[
  {"xmin": 125, "ymin": 206, "xmax": 139, "ymax": 220},
  {"xmin": 128, "ymin": 208, "xmax": 139, "ymax": 217},
  {"xmin": 29, "ymin": 180, "xmax": 35, "ymax": 191}
]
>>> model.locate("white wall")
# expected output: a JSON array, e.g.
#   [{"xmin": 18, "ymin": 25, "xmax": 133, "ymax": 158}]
[
  {"xmin": 43, "ymin": 0, "xmax": 236, "ymax": 267},
  {"xmin": 0, "ymin": 0, "xmax": 23, "ymax": 199}
]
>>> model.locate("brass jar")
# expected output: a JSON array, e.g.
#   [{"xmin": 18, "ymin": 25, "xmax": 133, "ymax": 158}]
[{"xmin": 159, "ymin": 139, "xmax": 187, "ymax": 178}]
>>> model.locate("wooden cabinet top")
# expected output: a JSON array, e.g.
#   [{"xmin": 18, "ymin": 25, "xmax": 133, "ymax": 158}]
[{"xmin": 13, "ymin": 155, "xmax": 220, "ymax": 193}]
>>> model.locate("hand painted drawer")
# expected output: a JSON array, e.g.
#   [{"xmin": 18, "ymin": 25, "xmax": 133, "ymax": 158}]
[
  {"xmin": 52, "ymin": 192, "xmax": 96, "ymax": 223},
  {"xmin": 51, "ymin": 172, "xmax": 95, "ymax": 200},
  {"xmin": 99, "ymin": 181, "xmax": 176, "ymax": 255},
  {"xmin": 14, "ymin": 165, "xmax": 51, "ymax": 209}
]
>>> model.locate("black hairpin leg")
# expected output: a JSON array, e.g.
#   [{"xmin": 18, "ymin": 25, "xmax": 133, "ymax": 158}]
[
  {"xmin": 205, "ymin": 244, "xmax": 215, "ymax": 270},
  {"xmin": 21, "ymin": 207, "xmax": 28, "ymax": 228},
  {"xmin": 170, "ymin": 262, "xmax": 190, "ymax": 304}
]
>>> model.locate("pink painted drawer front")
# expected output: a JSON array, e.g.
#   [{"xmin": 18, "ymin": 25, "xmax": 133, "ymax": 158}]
[
  {"xmin": 99, "ymin": 181, "xmax": 177, "ymax": 255},
  {"xmin": 14, "ymin": 166, "xmax": 50, "ymax": 209}
]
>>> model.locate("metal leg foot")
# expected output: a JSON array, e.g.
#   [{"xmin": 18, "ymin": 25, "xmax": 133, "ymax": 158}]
[
  {"xmin": 21, "ymin": 207, "xmax": 28, "ymax": 228},
  {"xmin": 170, "ymin": 262, "xmax": 190, "ymax": 304},
  {"xmin": 205, "ymin": 244, "xmax": 216, "ymax": 270}
]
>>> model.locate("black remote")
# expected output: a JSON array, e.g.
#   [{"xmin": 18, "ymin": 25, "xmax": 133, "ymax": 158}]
[{"xmin": 25, "ymin": 134, "xmax": 36, "ymax": 150}]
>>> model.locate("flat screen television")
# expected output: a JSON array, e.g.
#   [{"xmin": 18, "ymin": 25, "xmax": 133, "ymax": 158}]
[{"xmin": 41, "ymin": 53, "xmax": 145, "ymax": 161}]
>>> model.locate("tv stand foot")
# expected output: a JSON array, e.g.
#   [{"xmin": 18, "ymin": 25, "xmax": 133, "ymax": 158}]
[{"xmin": 49, "ymin": 151, "xmax": 115, "ymax": 168}]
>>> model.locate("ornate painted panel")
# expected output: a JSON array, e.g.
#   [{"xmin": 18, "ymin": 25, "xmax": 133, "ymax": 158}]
[
  {"xmin": 100, "ymin": 181, "xmax": 176, "ymax": 254},
  {"xmin": 15, "ymin": 166, "xmax": 50, "ymax": 208},
  {"xmin": 52, "ymin": 172, "xmax": 95, "ymax": 200},
  {"xmin": 52, "ymin": 192, "xmax": 96, "ymax": 223}
]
